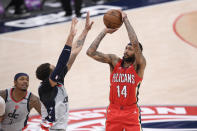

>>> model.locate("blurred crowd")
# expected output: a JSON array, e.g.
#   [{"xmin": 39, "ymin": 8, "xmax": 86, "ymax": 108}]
[{"xmin": 0, "ymin": 0, "xmax": 109, "ymax": 19}]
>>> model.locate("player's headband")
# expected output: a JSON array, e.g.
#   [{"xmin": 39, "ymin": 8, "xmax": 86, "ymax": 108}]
[{"xmin": 14, "ymin": 73, "xmax": 29, "ymax": 81}]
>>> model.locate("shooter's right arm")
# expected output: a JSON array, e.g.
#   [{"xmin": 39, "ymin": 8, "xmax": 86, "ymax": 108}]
[{"xmin": 86, "ymin": 28, "xmax": 120, "ymax": 67}]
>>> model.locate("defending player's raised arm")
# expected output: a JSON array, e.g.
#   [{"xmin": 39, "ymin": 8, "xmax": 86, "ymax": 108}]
[
  {"xmin": 86, "ymin": 28, "xmax": 120, "ymax": 66},
  {"xmin": 121, "ymin": 11, "xmax": 146, "ymax": 78},
  {"xmin": 29, "ymin": 94, "xmax": 41, "ymax": 115},
  {"xmin": 67, "ymin": 12, "xmax": 94, "ymax": 71},
  {"xmin": 65, "ymin": 17, "xmax": 78, "ymax": 47},
  {"xmin": 49, "ymin": 18, "xmax": 78, "ymax": 87}
]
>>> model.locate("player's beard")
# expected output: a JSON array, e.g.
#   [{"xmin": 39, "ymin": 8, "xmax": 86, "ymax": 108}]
[
  {"xmin": 20, "ymin": 88, "xmax": 27, "ymax": 92},
  {"xmin": 123, "ymin": 55, "xmax": 135, "ymax": 63}
]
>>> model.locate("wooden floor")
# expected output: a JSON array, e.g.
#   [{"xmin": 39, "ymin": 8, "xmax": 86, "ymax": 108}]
[{"xmin": 0, "ymin": 0, "xmax": 196, "ymax": 115}]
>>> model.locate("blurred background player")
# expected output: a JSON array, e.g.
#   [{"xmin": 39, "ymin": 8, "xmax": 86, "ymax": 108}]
[
  {"xmin": 36, "ymin": 12, "xmax": 93, "ymax": 130},
  {"xmin": 61, "ymin": 0, "xmax": 82, "ymax": 17},
  {"xmin": 4, "ymin": 0, "xmax": 26, "ymax": 15},
  {"xmin": 87, "ymin": 10, "xmax": 146, "ymax": 131},
  {"xmin": 0, "ymin": 73, "xmax": 41, "ymax": 131}
]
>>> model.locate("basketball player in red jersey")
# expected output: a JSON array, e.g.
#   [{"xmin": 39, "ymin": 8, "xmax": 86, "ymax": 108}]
[{"xmin": 86, "ymin": 10, "xmax": 146, "ymax": 131}]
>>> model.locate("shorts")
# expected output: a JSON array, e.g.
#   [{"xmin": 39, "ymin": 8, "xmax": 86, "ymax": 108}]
[{"xmin": 105, "ymin": 104, "xmax": 142, "ymax": 131}]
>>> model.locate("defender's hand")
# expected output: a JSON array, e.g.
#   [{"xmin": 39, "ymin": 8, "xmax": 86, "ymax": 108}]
[
  {"xmin": 85, "ymin": 11, "xmax": 94, "ymax": 31},
  {"xmin": 70, "ymin": 17, "xmax": 78, "ymax": 36}
]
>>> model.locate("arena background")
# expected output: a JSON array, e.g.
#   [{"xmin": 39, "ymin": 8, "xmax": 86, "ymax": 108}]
[{"xmin": 0, "ymin": 0, "xmax": 197, "ymax": 130}]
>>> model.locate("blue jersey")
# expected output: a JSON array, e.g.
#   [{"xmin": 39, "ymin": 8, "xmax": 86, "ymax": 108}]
[{"xmin": 39, "ymin": 66, "xmax": 69, "ymax": 130}]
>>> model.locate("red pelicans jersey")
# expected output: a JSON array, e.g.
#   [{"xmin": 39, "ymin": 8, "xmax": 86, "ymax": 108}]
[{"xmin": 110, "ymin": 59, "xmax": 142, "ymax": 106}]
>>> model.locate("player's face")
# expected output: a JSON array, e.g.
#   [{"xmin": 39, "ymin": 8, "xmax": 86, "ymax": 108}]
[
  {"xmin": 14, "ymin": 76, "xmax": 29, "ymax": 91},
  {"xmin": 123, "ymin": 45, "xmax": 135, "ymax": 59}
]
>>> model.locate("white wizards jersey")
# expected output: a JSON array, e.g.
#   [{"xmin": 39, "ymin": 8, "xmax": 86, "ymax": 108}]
[
  {"xmin": 0, "ymin": 88, "xmax": 31, "ymax": 131},
  {"xmin": 41, "ymin": 83, "xmax": 69, "ymax": 130}
]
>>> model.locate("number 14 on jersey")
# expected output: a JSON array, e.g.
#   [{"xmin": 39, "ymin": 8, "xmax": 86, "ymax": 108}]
[{"xmin": 116, "ymin": 85, "xmax": 127, "ymax": 98}]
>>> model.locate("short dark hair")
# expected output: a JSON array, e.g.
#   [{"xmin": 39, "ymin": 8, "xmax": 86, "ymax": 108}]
[
  {"xmin": 14, "ymin": 73, "xmax": 29, "ymax": 81},
  {"xmin": 36, "ymin": 63, "xmax": 51, "ymax": 81},
  {"xmin": 128, "ymin": 42, "xmax": 143, "ymax": 52}
]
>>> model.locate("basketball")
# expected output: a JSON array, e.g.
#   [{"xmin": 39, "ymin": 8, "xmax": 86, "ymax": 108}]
[{"xmin": 103, "ymin": 9, "xmax": 123, "ymax": 29}]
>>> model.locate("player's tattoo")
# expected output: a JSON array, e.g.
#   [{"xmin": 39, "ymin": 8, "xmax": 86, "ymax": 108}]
[
  {"xmin": 123, "ymin": 17, "xmax": 138, "ymax": 45},
  {"xmin": 86, "ymin": 31, "xmax": 112, "ymax": 63},
  {"xmin": 92, "ymin": 52, "xmax": 109, "ymax": 63},
  {"xmin": 29, "ymin": 94, "xmax": 41, "ymax": 115},
  {"xmin": 76, "ymin": 37, "xmax": 86, "ymax": 48},
  {"xmin": 123, "ymin": 17, "xmax": 143, "ymax": 56},
  {"xmin": 87, "ymin": 30, "xmax": 120, "ymax": 65},
  {"xmin": 123, "ymin": 16, "xmax": 146, "ymax": 78},
  {"xmin": 89, "ymin": 31, "xmax": 106, "ymax": 51},
  {"xmin": 67, "ymin": 30, "xmax": 89, "ymax": 70}
]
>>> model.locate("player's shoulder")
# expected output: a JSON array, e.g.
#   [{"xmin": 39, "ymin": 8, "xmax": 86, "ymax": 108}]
[
  {"xmin": 110, "ymin": 54, "xmax": 121, "ymax": 67},
  {"xmin": 29, "ymin": 93, "xmax": 40, "ymax": 103},
  {"xmin": 107, "ymin": 54, "xmax": 120, "ymax": 63},
  {"xmin": 108, "ymin": 54, "xmax": 119, "ymax": 59}
]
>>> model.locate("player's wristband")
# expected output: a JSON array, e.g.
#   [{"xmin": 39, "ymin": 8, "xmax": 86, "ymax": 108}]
[{"xmin": 50, "ymin": 45, "xmax": 71, "ymax": 82}]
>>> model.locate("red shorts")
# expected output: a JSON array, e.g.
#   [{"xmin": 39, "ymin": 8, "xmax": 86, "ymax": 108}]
[{"xmin": 105, "ymin": 104, "xmax": 142, "ymax": 131}]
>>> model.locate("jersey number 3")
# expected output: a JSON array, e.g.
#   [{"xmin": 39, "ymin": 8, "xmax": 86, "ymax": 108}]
[{"xmin": 116, "ymin": 85, "xmax": 127, "ymax": 98}]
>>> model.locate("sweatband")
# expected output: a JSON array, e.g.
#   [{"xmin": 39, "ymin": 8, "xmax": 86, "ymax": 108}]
[
  {"xmin": 14, "ymin": 73, "xmax": 29, "ymax": 81},
  {"xmin": 50, "ymin": 45, "xmax": 71, "ymax": 82},
  {"xmin": 0, "ymin": 96, "xmax": 5, "ymax": 116}
]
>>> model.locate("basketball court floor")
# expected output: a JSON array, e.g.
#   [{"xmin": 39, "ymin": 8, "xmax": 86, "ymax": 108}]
[{"xmin": 0, "ymin": 0, "xmax": 197, "ymax": 130}]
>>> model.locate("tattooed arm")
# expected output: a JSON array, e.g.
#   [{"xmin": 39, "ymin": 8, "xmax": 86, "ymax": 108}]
[
  {"xmin": 86, "ymin": 28, "xmax": 120, "ymax": 70},
  {"xmin": 122, "ymin": 11, "xmax": 146, "ymax": 78},
  {"xmin": 67, "ymin": 12, "xmax": 94, "ymax": 71},
  {"xmin": 29, "ymin": 93, "xmax": 41, "ymax": 115}
]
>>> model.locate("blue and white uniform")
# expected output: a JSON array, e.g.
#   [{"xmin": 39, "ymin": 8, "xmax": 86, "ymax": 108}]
[
  {"xmin": 39, "ymin": 45, "xmax": 71, "ymax": 130},
  {"xmin": 0, "ymin": 88, "xmax": 31, "ymax": 131}
]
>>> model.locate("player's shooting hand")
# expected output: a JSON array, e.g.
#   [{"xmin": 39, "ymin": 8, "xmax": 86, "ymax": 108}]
[
  {"xmin": 70, "ymin": 17, "xmax": 78, "ymax": 36},
  {"xmin": 85, "ymin": 11, "xmax": 94, "ymax": 31},
  {"xmin": 105, "ymin": 28, "xmax": 118, "ymax": 34},
  {"xmin": 116, "ymin": 9, "xmax": 127, "ymax": 20}
]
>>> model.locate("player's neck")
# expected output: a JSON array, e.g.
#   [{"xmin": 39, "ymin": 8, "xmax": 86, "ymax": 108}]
[
  {"xmin": 12, "ymin": 88, "xmax": 27, "ymax": 101},
  {"xmin": 123, "ymin": 61, "xmax": 133, "ymax": 68}
]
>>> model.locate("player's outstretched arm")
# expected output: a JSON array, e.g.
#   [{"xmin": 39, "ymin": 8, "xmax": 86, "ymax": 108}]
[
  {"xmin": 65, "ymin": 17, "xmax": 78, "ymax": 47},
  {"xmin": 49, "ymin": 18, "xmax": 78, "ymax": 87},
  {"xmin": 86, "ymin": 28, "xmax": 120, "ymax": 67},
  {"xmin": 67, "ymin": 12, "xmax": 94, "ymax": 71},
  {"xmin": 121, "ymin": 11, "xmax": 146, "ymax": 78},
  {"xmin": 29, "ymin": 94, "xmax": 41, "ymax": 115}
]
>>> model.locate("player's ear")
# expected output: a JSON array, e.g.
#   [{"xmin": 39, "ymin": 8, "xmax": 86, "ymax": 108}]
[{"xmin": 14, "ymin": 80, "xmax": 17, "ymax": 86}]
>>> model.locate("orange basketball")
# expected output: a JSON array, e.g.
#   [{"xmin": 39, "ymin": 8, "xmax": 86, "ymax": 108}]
[{"xmin": 103, "ymin": 9, "xmax": 123, "ymax": 29}]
